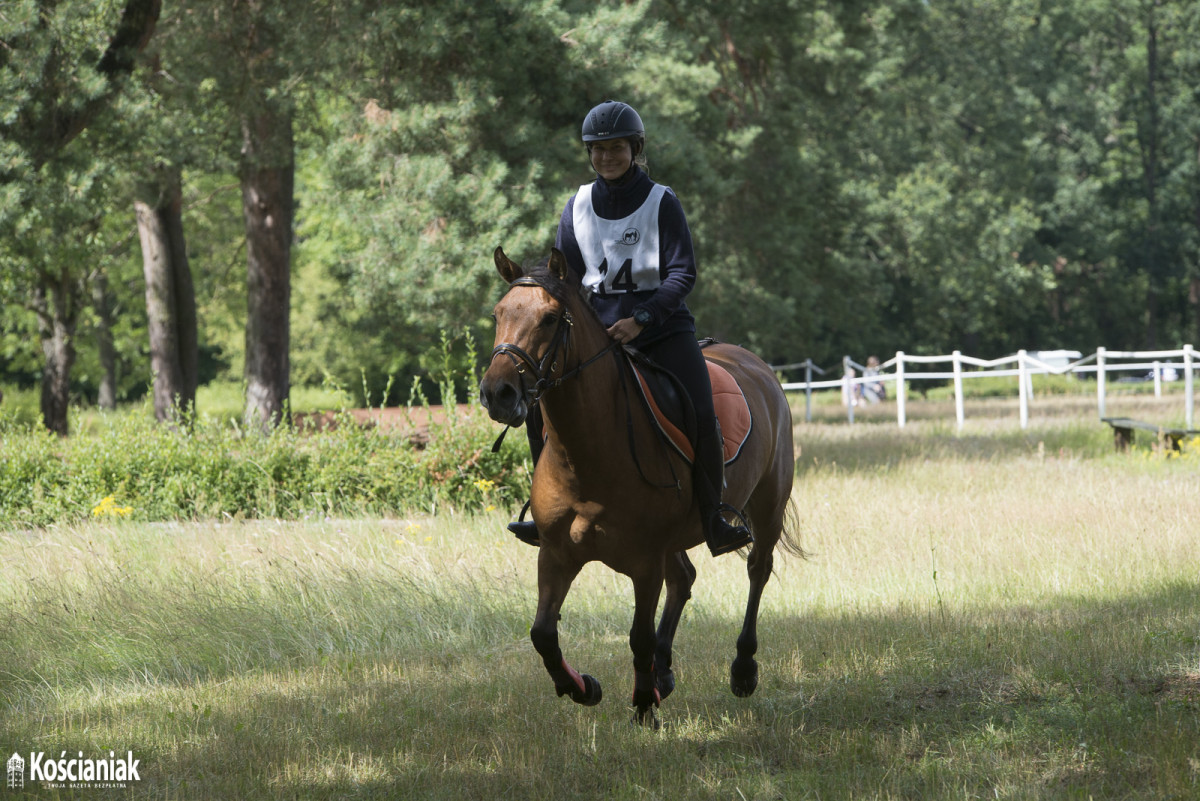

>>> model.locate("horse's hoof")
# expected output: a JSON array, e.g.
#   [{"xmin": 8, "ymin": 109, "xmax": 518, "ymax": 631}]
[
  {"xmin": 655, "ymin": 669, "xmax": 676, "ymax": 702},
  {"xmin": 730, "ymin": 658, "xmax": 758, "ymax": 698},
  {"xmin": 569, "ymin": 673, "xmax": 603, "ymax": 706},
  {"xmin": 631, "ymin": 707, "xmax": 661, "ymax": 730}
]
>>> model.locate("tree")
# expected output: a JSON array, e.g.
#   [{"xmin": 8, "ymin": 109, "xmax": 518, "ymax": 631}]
[
  {"xmin": 292, "ymin": 0, "xmax": 649, "ymax": 402},
  {"xmin": 0, "ymin": 0, "xmax": 161, "ymax": 433},
  {"xmin": 135, "ymin": 167, "xmax": 198, "ymax": 422},
  {"xmin": 160, "ymin": 2, "xmax": 355, "ymax": 429}
]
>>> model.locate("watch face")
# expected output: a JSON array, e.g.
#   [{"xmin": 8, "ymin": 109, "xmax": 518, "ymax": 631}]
[{"xmin": 635, "ymin": 310, "xmax": 652, "ymax": 326}]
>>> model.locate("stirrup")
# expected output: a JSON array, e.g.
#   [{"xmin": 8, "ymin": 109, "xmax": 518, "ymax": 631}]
[
  {"xmin": 507, "ymin": 500, "xmax": 540, "ymax": 547},
  {"xmin": 706, "ymin": 504, "xmax": 752, "ymax": 556}
]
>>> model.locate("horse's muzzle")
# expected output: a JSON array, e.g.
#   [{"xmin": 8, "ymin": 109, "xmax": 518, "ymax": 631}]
[{"xmin": 479, "ymin": 373, "xmax": 528, "ymax": 428}]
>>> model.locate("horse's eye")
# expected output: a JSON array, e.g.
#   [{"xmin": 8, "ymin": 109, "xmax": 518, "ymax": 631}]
[{"xmin": 540, "ymin": 313, "xmax": 558, "ymax": 328}]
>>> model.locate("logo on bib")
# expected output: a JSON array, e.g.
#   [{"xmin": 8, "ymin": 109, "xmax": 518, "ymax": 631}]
[{"xmin": 620, "ymin": 228, "xmax": 641, "ymax": 246}]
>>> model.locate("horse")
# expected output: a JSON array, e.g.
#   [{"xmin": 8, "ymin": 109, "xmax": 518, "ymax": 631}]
[{"xmin": 479, "ymin": 246, "xmax": 802, "ymax": 724}]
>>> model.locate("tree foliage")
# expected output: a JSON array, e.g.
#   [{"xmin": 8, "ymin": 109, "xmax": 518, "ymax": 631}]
[{"xmin": 3, "ymin": 0, "xmax": 1200, "ymax": 419}]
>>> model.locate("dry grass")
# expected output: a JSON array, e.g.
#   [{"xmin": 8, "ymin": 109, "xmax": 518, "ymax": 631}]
[{"xmin": 1, "ymin": 395, "xmax": 1199, "ymax": 799}]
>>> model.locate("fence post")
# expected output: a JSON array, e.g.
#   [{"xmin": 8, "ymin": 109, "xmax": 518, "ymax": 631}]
[
  {"xmin": 1186, "ymin": 344, "xmax": 1195, "ymax": 430},
  {"xmin": 1018, "ymin": 349, "xmax": 1029, "ymax": 429},
  {"xmin": 843, "ymin": 355, "xmax": 855, "ymax": 424},
  {"xmin": 953, "ymin": 350, "xmax": 964, "ymax": 431},
  {"xmin": 1153, "ymin": 361, "xmax": 1163, "ymax": 398},
  {"xmin": 896, "ymin": 351, "xmax": 907, "ymax": 428},
  {"xmin": 804, "ymin": 359, "xmax": 814, "ymax": 423},
  {"xmin": 1096, "ymin": 347, "xmax": 1107, "ymax": 419}
]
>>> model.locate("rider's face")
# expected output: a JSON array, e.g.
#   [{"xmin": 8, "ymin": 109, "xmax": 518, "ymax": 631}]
[{"xmin": 590, "ymin": 139, "xmax": 633, "ymax": 181}]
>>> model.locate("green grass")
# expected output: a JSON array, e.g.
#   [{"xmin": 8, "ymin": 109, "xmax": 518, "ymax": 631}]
[{"xmin": 2, "ymin": 402, "xmax": 1199, "ymax": 799}]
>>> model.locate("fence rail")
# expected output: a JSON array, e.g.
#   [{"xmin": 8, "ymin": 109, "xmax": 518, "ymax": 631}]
[{"xmin": 774, "ymin": 346, "xmax": 1197, "ymax": 430}]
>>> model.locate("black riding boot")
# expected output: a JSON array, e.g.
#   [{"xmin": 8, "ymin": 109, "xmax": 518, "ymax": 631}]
[
  {"xmin": 694, "ymin": 423, "xmax": 753, "ymax": 556},
  {"xmin": 508, "ymin": 408, "xmax": 543, "ymax": 547},
  {"xmin": 508, "ymin": 500, "xmax": 540, "ymax": 547}
]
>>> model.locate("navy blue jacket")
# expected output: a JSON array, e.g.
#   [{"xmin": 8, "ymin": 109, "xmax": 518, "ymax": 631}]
[{"xmin": 555, "ymin": 166, "xmax": 697, "ymax": 345}]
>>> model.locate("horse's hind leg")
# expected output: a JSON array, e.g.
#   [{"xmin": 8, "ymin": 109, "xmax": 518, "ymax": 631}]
[
  {"xmin": 653, "ymin": 551, "xmax": 696, "ymax": 702},
  {"xmin": 530, "ymin": 550, "xmax": 602, "ymax": 706}
]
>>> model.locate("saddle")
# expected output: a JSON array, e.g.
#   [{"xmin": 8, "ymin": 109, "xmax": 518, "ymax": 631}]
[{"xmin": 626, "ymin": 344, "xmax": 752, "ymax": 466}]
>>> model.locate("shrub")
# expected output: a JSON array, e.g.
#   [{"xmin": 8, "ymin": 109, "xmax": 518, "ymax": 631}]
[{"xmin": 0, "ymin": 366, "xmax": 528, "ymax": 528}]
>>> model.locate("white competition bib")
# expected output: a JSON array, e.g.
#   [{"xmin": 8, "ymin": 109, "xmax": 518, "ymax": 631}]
[{"xmin": 572, "ymin": 183, "xmax": 668, "ymax": 296}]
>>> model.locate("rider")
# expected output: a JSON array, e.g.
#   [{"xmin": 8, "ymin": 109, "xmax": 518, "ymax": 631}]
[{"xmin": 508, "ymin": 100, "xmax": 752, "ymax": 557}]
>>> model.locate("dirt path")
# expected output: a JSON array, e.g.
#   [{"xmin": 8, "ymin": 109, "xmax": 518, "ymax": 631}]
[{"xmin": 293, "ymin": 404, "xmax": 478, "ymax": 445}]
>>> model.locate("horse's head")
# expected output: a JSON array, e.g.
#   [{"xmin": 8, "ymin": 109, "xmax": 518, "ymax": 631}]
[{"xmin": 479, "ymin": 247, "xmax": 577, "ymax": 427}]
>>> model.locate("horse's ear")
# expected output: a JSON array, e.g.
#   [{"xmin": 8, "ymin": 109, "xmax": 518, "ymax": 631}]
[
  {"xmin": 494, "ymin": 246, "xmax": 523, "ymax": 283},
  {"xmin": 548, "ymin": 247, "xmax": 569, "ymax": 281}
]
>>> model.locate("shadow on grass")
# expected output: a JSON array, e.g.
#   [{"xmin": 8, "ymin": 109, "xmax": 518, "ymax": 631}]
[{"xmin": 5, "ymin": 579, "xmax": 1198, "ymax": 799}]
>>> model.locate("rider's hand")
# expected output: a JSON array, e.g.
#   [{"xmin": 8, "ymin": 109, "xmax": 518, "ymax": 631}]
[{"xmin": 606, "ymin": 317, "xmax": 645, "ymax": 345}]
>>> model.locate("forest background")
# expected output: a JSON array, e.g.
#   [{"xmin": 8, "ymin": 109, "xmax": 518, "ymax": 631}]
[{"xmin": 3, "ymin": 0, "xmax": 1199, "ymax": 435}]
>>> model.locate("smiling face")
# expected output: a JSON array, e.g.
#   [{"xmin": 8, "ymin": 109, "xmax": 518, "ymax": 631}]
[{"xmin": 589, "ymin": 138, "xmax": 633, "ymax": 182}]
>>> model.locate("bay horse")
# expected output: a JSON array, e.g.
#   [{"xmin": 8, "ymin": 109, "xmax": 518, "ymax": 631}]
[{"xmin": 479, "ymin": 246, "xmax": 802, "ymax": 724}]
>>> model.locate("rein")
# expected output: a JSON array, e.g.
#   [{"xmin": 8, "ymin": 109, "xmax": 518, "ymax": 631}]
[{"xmin": 488, "ymin": 275, "xmax": 681, "ymax": 493}]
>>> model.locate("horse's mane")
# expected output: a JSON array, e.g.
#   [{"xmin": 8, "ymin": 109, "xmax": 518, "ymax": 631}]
[
  {"xmin": 520, "ymin": 259, "xmax": 603, "ymax": 328},
  {"xmin": 520, "ymin": 259, "xmax": 572, "ymax": 303}
]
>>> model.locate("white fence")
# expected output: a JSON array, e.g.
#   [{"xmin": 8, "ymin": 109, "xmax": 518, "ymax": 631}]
[{"xmin": 775, "ymin": 345, "xmax": 1197, "ymax": 430}]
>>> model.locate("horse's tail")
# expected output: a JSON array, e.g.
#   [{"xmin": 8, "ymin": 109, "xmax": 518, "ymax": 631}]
[{"xmin": 776, "ymin": 493, "xmax": 807, "ymax": 561}]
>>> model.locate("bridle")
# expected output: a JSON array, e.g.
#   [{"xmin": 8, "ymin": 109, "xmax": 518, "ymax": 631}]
[
  {"xmin": 487, "ymin": 274, "xmax": 679, "ymax": 491},
  {"xmin": 489, "ymin": 276, "xmax": 617, "ymax": 404}
]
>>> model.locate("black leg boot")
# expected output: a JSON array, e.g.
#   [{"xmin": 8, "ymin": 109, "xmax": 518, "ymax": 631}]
[
  {"xmin": 508, "ymin": 406, "xmax": 544, "ymax": 547},
  {"xmin": 694, "ymin": 423, "xmax": 752, "ymax": 556},
  {"xmin": 508, "ymin": 500, "xmax": 540, "ymax": 547}
]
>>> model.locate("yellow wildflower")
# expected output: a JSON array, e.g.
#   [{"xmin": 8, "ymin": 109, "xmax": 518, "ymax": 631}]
[{"xmin": 91, "ymin": 495, "xmax": 132, "ymax": 518}]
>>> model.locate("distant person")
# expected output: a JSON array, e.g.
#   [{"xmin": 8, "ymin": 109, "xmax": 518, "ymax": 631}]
[{"xmin": 862, "ymin": 355, "xmax": 885, "ymax": 403}]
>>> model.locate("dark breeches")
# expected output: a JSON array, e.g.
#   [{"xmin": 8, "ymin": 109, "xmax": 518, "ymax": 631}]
[{"xmin": 639, "ymin": 332, "xmax": 716, "ymax": 428}]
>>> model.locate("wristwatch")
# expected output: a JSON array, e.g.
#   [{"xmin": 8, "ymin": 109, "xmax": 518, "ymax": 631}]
[{"xmin": 633, "ymin": 308, "xmax": 653, "ymax": 327}]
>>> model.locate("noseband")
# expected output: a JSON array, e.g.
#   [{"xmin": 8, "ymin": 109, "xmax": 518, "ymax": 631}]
[{"xmin": 490, "ymin": 276, "xmax": 617, "ymax": 403}]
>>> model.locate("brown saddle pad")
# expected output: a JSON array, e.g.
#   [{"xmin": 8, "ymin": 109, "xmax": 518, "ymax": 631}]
[{"xmin": 632, "ymin": 359, "xmax": 752, "ymax": 465}]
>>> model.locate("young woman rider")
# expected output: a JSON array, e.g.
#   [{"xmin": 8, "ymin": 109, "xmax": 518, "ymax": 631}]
[{"xmin": 508, "ymin": 100, "xmax": 752, "ymax": 557}]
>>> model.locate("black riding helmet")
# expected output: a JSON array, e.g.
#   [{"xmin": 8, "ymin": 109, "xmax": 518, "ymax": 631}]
[{"xmin": 581, "ymin": 100, "xmax": 645, "ymax": 156}]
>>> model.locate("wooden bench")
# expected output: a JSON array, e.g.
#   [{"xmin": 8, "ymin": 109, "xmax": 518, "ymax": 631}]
[{"xmin": 1101, "ymin": 417, "xmax": 1200, "ymax": 452}]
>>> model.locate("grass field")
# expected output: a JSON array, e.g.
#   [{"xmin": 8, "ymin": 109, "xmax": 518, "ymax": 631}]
[{"xmin": 2, "ymin": 394, "xmax": 1199, "ymax": 799}]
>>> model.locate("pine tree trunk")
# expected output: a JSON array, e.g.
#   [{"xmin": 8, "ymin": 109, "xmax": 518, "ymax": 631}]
[
  {"xmin": 136, "ymin": 168, "xmax": 197, "ymax": 423},
  {"xmin": 33, "ymin": 279, "xmax": 76, "ymax": 436},
  {"xmin": 170, "ymin": 177, "xmax": 199, "ymax": 412},
  {"xmin": 240, "ymin": 107, "xmax": 293, "ymax": 432},
  {"xmin": 137, "ymin": 193, "xmax": 182, "ymax": 419}
]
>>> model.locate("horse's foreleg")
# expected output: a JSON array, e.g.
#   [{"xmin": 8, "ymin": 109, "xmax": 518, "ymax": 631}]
[
  {"xmin": 530, "ymin": 551, "xmax": 602, "ymax": 706},
  {"xmin": 629, "ymin": 567, "xmax": 666, "ymax": 726},
  {"xmin": 652, "ymin": 551, "xmax": 696, "ymax": 702},
  {"xmin": 731, "ymin": 545, "xmax": 774, "ymax": 697}
]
